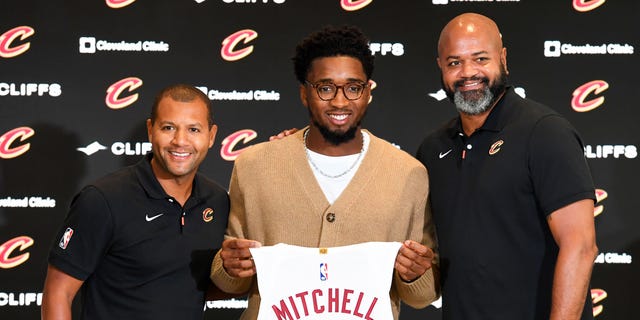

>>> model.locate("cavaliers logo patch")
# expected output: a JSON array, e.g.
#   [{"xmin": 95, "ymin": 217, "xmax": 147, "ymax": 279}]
[
  {"xmin": 202, "ymin": 208, "xmax": 214, "ymax": 222},
  {"xmin": 489, "ymin": 140, "xmax": 504, "ymax": 155}
]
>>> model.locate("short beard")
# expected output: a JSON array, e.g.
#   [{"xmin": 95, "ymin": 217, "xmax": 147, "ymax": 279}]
[
  {"xmin": 311, "ymin": 119, "xmax": 360, "ymax": 146},
  {"xmin": 442, "ymin": 65, "xmax": 508, "ymax": 115}
]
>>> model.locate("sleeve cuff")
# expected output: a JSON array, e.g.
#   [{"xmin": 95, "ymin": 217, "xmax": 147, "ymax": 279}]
[
  {"xmin": 394, "ymin": 267, "xmax": 439, "ymax": 309},
  {"xmin": 210, "ymin": 250, "xmax": 252, "ymax": 294}
]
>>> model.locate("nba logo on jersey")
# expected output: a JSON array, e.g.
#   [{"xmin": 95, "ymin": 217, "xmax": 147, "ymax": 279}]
[
  {"xmin": 59, "ymin": 227, "xmax": 74, "ymax": 249},
  {"xmin": 320, "ymin": 262, "xmax": 328, "ymax": 281}
]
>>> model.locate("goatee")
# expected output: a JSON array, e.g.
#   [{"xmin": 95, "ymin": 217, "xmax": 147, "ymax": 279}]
[{"xmin": 442, "ymin": 64, "xmax": 508, "ymax": 115}]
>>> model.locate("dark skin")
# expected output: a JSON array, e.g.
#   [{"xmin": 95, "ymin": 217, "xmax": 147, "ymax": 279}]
[
  {"xmin": 438, "ymin": 13, "xmax": 597, "ymax": 320},
  {"xmin": 247, "ymin": 56, "xmax": 435, "ymax": 283},
  {"xmin": 41, "ymin": 96, "xmax": 234, "ymax": 320}
]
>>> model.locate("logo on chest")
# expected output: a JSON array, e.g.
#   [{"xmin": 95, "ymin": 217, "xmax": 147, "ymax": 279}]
[
  {"xmin": 202, "ymin": 208, "xmax": 214, "ymax": 222},
  {"xmin": 489, "ymin": 140, "xmax": 504, "ymax": 156}
]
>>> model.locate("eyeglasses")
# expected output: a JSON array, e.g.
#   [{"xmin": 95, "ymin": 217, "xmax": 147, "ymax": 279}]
[{"xmin": 305, "ymin": 80, "xmax": 368, "ymax": 101}]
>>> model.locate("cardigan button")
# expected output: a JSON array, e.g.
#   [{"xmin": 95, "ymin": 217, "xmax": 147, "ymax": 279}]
[{"xmin": 326, "ymin": 212, "xmax": 336, "ymax": 223}]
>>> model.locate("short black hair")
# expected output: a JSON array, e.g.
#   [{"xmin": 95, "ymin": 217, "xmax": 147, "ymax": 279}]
[
  {"xmin": 150, "ymin": 84, "xmax": 213, "ymax": 127},
  {"xmin": 293, "ymin": 25, "xmax": 374, "ymax": 84}
]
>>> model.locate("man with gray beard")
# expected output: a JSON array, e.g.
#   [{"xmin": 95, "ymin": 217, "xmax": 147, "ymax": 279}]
[{"xmin": 416, "ymin": 13, "xmax": 598, "ymax": 320}]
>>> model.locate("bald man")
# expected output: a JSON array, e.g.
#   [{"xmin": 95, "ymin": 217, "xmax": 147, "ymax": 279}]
[{"xmin": 416, "ymin": 13, "xmax": 598, "ymax": 320}]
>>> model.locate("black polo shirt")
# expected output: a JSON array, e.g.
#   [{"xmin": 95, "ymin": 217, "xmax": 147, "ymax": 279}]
[
  {"xmin": 49, "ymin": 154, "xmax": 229, "ymax": 320},
  {"xmin": 416, "ymin": 87, "xmax": 594, "ymax": 320}
]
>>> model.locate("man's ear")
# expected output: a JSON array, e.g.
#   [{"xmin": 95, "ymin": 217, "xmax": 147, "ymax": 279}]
[{"xmin": 299, "ymin": 84, "xmax": 309, "ymax": 108}]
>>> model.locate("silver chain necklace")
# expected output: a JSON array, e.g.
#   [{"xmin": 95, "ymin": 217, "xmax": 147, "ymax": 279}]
[{"xmin": 303, "ymin": 129, "xmax": 365, "ymax": 179}]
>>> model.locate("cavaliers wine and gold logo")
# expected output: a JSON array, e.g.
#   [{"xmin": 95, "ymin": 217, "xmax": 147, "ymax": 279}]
[
  {"xmin": 594, "ymin": 189, "xmax": 608, "ymax": 217},
  {"xmin": 488, "ymin": 140, "xmax": 504, "ymax": 156},
  {"xmin": 0, "ymin": 26, "xmax": 34, "ymax": 58},
  {"xmin": 0, "ymin": 127, "xmax": 35, "ymax": 159},
  {"xmin": 573, "ymin": 0, "xmax": 607, "ymax": 12},
  {"xmin": 105, "ymin": 77, "xmax": 143, "ymax": 109},
  {"xmin": 202, "ymin": 208, "xmax": 215, "ymax": 222},
  {"xmin": 106, "ymin": 0, "xmax": 137, "ymax": 9},
  {"xmin": 0, "ymin": 236, "xmax": 34, "ymax": 269},
  {"xmin": 572, "ymin": 80, "xmax": 609, "ymax": 112},
  {"xmin": 221, "ymin": 29, "xmax": 258, "ymax": 61},
  {"xmin": 591, "ymin": 288, "xmax": 607, "ymax": 316},
  {"xmin": 341, "ymin": 0, "xmax": 373, "ymax": 11},
  {"xmin": 220, "ymin": 129, "xmax": 258, "ymax": 161}
]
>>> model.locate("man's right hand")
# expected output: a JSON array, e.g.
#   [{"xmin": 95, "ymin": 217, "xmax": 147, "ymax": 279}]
[
  {"xmin": 219, "ymin": 238, "xmax": 262, "ymax": 278},
  {"xmin": 269, "ymin": 128, "xmax": 299, "ymax": 141}
]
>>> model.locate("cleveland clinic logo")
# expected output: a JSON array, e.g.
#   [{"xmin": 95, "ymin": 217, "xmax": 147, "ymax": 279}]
[
  {"xmin": 544, "ymin": 40, "xmax": 634, "ymax": 57},
  {"xmin": 79, "ymin": 36, "xmax": 169, "ymax": 54}
]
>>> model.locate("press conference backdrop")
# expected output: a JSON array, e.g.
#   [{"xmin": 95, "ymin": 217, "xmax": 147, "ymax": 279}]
[{"xmin": 1, "ymin": 0, "xmax": 637, "ymax": 319}]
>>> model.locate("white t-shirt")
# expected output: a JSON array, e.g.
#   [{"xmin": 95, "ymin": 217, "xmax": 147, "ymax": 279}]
[
  {"xmin": 307, "ymin": 131, "xmax": 370, "ymax": 204},
  {"xmin": 250, "ymin": 241, "xmax": 401, "ymax": 320}
]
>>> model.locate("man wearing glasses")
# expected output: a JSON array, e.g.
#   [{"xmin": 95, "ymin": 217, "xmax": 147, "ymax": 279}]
[{"xmin": 210, "ymin": 25, "xmax": 438, "ymax": 319}]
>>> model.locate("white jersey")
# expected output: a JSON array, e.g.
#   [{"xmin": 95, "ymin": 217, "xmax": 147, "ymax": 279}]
[{"xmin": 250, "ymin": 241, "xmax": 402, "ymax": 320}]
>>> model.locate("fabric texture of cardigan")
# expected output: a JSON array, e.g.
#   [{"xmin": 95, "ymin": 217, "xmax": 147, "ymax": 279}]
[{"xmin": 211, "ymin": 128, "xmax": 438, "ymax": 319}]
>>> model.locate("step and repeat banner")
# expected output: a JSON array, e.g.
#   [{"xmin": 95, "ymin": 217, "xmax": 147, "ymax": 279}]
[{"xmin": 1, "ymin": 0, "xmax": 637, "ymax": 319}]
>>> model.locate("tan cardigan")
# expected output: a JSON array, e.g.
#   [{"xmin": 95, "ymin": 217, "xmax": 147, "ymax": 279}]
[{"xmin": 211, "ymin": 129, "xmax": 438, "ymax": 319}]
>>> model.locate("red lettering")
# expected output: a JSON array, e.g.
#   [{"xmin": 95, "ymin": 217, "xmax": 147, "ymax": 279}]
[
  {"xmin": 328, "ymin": 288, "xmax": 339, "ymax": 313},
  {"xmin": 571, "ymin": 80, "xmax": 608, "ymax": 112},
  {"xmin": 272, "ymin": 299, "xmax": 294, "ymax": 320},
  {"xmin": 295, "ymin": 291, "xmax": 310, "ymax": 317},
  {"xmin": 0, "ymin": 236, "xmax": 34, "ymax": 269},
  {"xmin": 573, "ymin": 0, "xmax": 607, "ymax": 12},
  {"xmin": 341, "ymin": 288, "xmax": 354, "ymax": 314},
  {"xmin": 0, "ymin": 126, "xmax": 35, "ymax": 159},
  {"xmin": 340, "ymin": 0, "xmax": 373, "ymax": 11},
  {"xmin": 312, "ymin": 289, "xmax": 324, "ymax": 313},
  {"xmin": 365, "ymin": 297, "xmax": 378, "ymax": 320},
  {"xmin": 221, "ymin": 29, "xmax": 258, "ymax": 61},
  {"xmin": 353, "ymin": 291, "xmax": 365, "ymax": 317},
  {"xmin": 219, "ymin": 129, "xmax": 257, "ymax": 161},
  {"xmin": 288, "ymin": 296, "xmax": 300, "ymax": 319},
  {"xmin": 105, "ymin": 77, "xmax": 143, "ymax": 109}
]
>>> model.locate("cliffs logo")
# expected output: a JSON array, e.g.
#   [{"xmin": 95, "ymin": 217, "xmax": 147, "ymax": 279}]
[
  {"xmin": 221, "ymin": 29, "xmax": 258, "ymax": 61},
  {"xmin": 341, "ymin": 0, "xmax": 372, "ymax": 11},
  {"xmin": 0, "ymin": 236, "xmax": 34, "ymax": 269},
  {"xmin": 0, "ymin": 26, "xmax": 34, "ymax": 58},
  {"xmin": 572, "ymin": 80, "xmax": 608, "ymax": 112},
  {"xmin": 0, "ymin": 127, "xmax": 34, "ymax": 159},
  {"xmin": 106, "ymin": 77, "xmax": 143, "ymax": 109},
  {"xmin": 220, "ymin": 129, "xmax": 258, "ymax": 161},
  {"xmin": 106, "ymin": 0, "xmax": 137, "ymax": 9},
  {"xmin": 573, "ymin": 0, "xmax": 606, "ymax": 12}
]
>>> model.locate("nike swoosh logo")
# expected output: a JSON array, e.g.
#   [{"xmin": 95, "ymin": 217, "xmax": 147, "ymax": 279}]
[
  {"xmin": 439, "ymin": 149, "xmax": 452, "ymax": 159},
  {"xmin": 145, "ymin": 213, "xmax": 164, "ymax": 222}
]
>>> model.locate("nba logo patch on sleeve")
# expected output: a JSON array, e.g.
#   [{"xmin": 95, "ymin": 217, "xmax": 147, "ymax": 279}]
[{"xmin": 59, "ymin": 227, "xmax": 74, "ymax": 249}]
